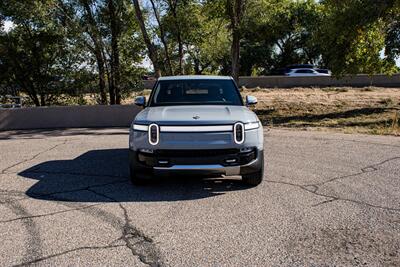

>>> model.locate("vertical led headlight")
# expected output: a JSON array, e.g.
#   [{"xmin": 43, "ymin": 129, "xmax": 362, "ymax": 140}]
[
  {"xmin": 234, "ymin": 122, "xmax": 245, "ymax": 144},
  {"xmin": 148, "ymin": 124, "xmax": 159, "ymax": 145}
]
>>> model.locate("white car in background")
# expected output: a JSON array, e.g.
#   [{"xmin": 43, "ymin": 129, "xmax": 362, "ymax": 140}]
[{"xmin": 286, "ymin": 68, "xmax": 331, "ymax": 77}]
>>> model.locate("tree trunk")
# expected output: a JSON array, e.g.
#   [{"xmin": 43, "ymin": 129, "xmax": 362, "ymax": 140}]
[
  {"xmin": 31, "ymin": 95, "xmax": 40, "ymax": 107},
  {"xmin": 194, "ymin": 57, "xmax": 201, "ymax": 74},
  {"xmin": 39, "ymin": 94, "xmax": 46, "ymax": 106},
  {"xmin": 81, "ymin": 0, "xmax": 108, "ymax": 104},
  {"xmin": 105, "ymin": 61, "xmax": 115, "ymax": 104},
  {"xmin": 231, "ymin": 29, "xmax": 240, "ymax": 82},
  {"xmin": 149, "ymin": 0, "xmax": 173, "ymax": 75},
  {"xmin": 28, "ymin": 90, "xmax": 40, "ymax": 106},
  {"xmin": 108, "ymin": 0, "xmax": 121, "ymax": 104},
  {"xmin": 15, "ymin": 61, "xmax": 40, "ymax": 106},
  {"xmin": 168, "ymin": 0, "xmax": 184, "ymax": 74},
  {"xmin": 108, "ymin": 76, "xmax": 116, "ymax": 105},
  {"xmin": 132, "ymin": 0, "xmax": 161, "ymax": 78},
  {"xmin": 95, "ymin": 52, "xmax": 108, "ymax": 104},
  {"xmin": 177, "ymin": 34, "xmax": 184, "ymax": 75},
  {"xmin": 227, "ymin": 0, "xmax": 246, "ymax": 83}
]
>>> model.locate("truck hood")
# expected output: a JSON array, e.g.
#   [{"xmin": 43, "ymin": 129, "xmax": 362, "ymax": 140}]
[{"xmin": 134, "ymin": 105, "xmax": 258, "ymax": 125}]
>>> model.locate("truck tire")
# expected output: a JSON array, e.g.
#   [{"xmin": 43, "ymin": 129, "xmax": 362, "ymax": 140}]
[
  {"xmin": 242, "ymin": 151, "xmax": 264, "ymax": 186},
  {"xmin": 242, "ymin": 154, "xmax": 264, "ymax": 186},
  {"xmin": 242, "ymin": 161, "xmax": 264, "ymax": 186},
  {"xmin": 129, "ymin": 165, "xmax": 147, "ymax": 185}
]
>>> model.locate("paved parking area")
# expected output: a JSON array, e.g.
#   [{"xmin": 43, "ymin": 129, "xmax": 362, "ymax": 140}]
[{"xmin": 0, "ymin": 128, "xmax": 399, "ymax": 266}]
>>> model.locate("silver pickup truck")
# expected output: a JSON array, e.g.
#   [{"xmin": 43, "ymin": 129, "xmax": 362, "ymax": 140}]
[{"xmin": 129, "ymin": 76, "xmax": 264, "ymax": 186}]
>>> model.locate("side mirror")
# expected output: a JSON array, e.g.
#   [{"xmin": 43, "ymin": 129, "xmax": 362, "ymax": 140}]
[
  {"xmin": 134, "ymin": 96, "xmax": 146, "ymax": 107},
  {"xmin": 246, "ymin": 95, "xmax": 258, "ymax": 106}
]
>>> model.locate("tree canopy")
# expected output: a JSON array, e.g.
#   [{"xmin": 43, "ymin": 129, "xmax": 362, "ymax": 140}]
[{"xmin": 1, "ymin": 0, "xmax": 399, "ymax": 105}]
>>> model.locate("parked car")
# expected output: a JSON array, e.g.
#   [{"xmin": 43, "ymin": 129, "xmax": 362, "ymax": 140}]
[
  {"xmin": 315, "ymin": 68, "xmax": 331, "ymax": 74},
  {"xmin": 129, "ymin": 75, "xmax": 264, "ymax": 186},
  {"xmin": 287, "ymin": 64, "xmax": 315, "ymax": 70},
  {"xmin": 0, "ymin": 95, "xmax": 23, "ymax": 109},
  {"xmin": 271, "ymin": 65, "xmax": 332, "ymax": 76},
  {"xmin": 285, "ymin": 68, "xmax": 331, "ymax": 77}
]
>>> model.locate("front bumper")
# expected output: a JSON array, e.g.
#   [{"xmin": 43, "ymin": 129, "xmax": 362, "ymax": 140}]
[{"xmin": 129, "ymin": 148, "xmax": 263, "ymax": 177}]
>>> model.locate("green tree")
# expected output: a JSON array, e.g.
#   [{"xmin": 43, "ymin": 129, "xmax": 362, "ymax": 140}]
[
  {"xmin": 315, "ymin": 0, "xmax": 398, "ymax": 76},
  {"xmin": 240, "ymin": 0, "xmax": 321, "ymax": 75},
  {"xmin": 57, "ymin": 0, "xmax": 110, "ymax": 104},
  {"xmin": 58, "ymin": 0, "xmax": 146, "ymax": 104},
  {"xmin": 0, "ymin": 0, "xmax": 78, "ymax": 106}
]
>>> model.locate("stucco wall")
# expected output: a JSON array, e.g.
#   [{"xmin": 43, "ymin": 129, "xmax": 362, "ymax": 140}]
[
  {"xmin": 238, "ymin": 74, "xmax": 400, "ymax": 88},
  {"xmin": 0, "ymin": 105, "xmax": 141, "ymax": 131}
]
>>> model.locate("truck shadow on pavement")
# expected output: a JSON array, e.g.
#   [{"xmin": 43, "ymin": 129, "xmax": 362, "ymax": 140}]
[{"xmin": 19, "ymin": 149, "xmax": 251, "ymax": 202}]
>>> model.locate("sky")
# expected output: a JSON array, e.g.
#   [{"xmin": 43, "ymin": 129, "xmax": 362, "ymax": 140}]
[{"xmin": 2, "ymin": 20, "xmax": 14, "ymax": 32}]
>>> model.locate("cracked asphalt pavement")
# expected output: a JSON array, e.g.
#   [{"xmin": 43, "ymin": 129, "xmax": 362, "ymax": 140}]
[{"xmin": 0, "ymin": 128, "xmax": 399, "ymax": 266}]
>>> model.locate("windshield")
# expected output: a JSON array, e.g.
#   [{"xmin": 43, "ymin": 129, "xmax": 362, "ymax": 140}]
[{"xmin": 149, "ymin": 79, "xmax": 243, "ymax": 106}]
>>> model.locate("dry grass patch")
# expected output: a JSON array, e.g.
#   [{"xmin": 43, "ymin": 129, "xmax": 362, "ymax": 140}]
[{"xmin": 242, "ymin": 87, "xmax": 400, "ymax": 136}]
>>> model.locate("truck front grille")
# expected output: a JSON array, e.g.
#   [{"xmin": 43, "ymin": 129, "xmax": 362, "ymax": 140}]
[
  {"xmin": 155, "ymin": 149, "xmax": 240, "ymax": 158},
  {"xmin": 137, "ymin": 148, "xmax": 256, "ymax": 167}
]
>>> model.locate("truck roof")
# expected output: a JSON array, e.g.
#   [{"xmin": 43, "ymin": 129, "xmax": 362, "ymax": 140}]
[{"xmin": 157, "ymin": 75, "xmax": 233, "ymax": 81}]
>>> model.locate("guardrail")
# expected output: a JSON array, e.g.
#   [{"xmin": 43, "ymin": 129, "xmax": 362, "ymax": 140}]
[
  {"xmin": 0, "ymin": 105, "xmax": 141, "ymax": 131},
  {"xmin": 142, "ymin": 74, "xmax": 400, "ymax": 89}
]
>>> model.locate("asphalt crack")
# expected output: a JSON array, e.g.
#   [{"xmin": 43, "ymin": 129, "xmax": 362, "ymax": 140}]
[
  {"xmin": 87, "ymin": 187, "xmax": 166, "ymax": 267},
  {"xmin": 3, "ymin": 182, "xmax": 166, "ymax": 266},
  {"xmin": 3, "ymin": 201, "xmax": 43, "ymax": 263},
  {"xmin": 361, "ymin": 157, "xmax": 400, "ymax": 172},
  {"xmin": 1, "ymin": 140, "xmax": 68, "ymax": 174},
  {"xmin": 307, "ymin": 156, "xmax": 400, "ymax": 188},
  {"xmin": 12, "ymin": 244, "xmax": 125, "ymax": 267},
  {"xmin": 267, "ymin": 156, "xmax": 400, "ymax": 214},
  {"xmin": 0, "ymin": 179, "xmax": 129, "ymax": 205},
  {"xmin": 0, "ymin": 203, "xmax": 101, "ymax": 223},
  {"xmin": 120, "ymin": 205, "xmax": 165, "ymax": 267},
  {"xmin": 31, "ymin": 179, "xmax": 129, "ymax": 200},
  {"xmin": 268, "ymin": 178, "xmax": 400, "ymax": 212},
  {"xmin": 266, "ymin": 156, "xmax": 400, "ymax": 212},
  {"xmin": 311, "ymin": 197, "xmax": 338, "ymax": 207}
]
